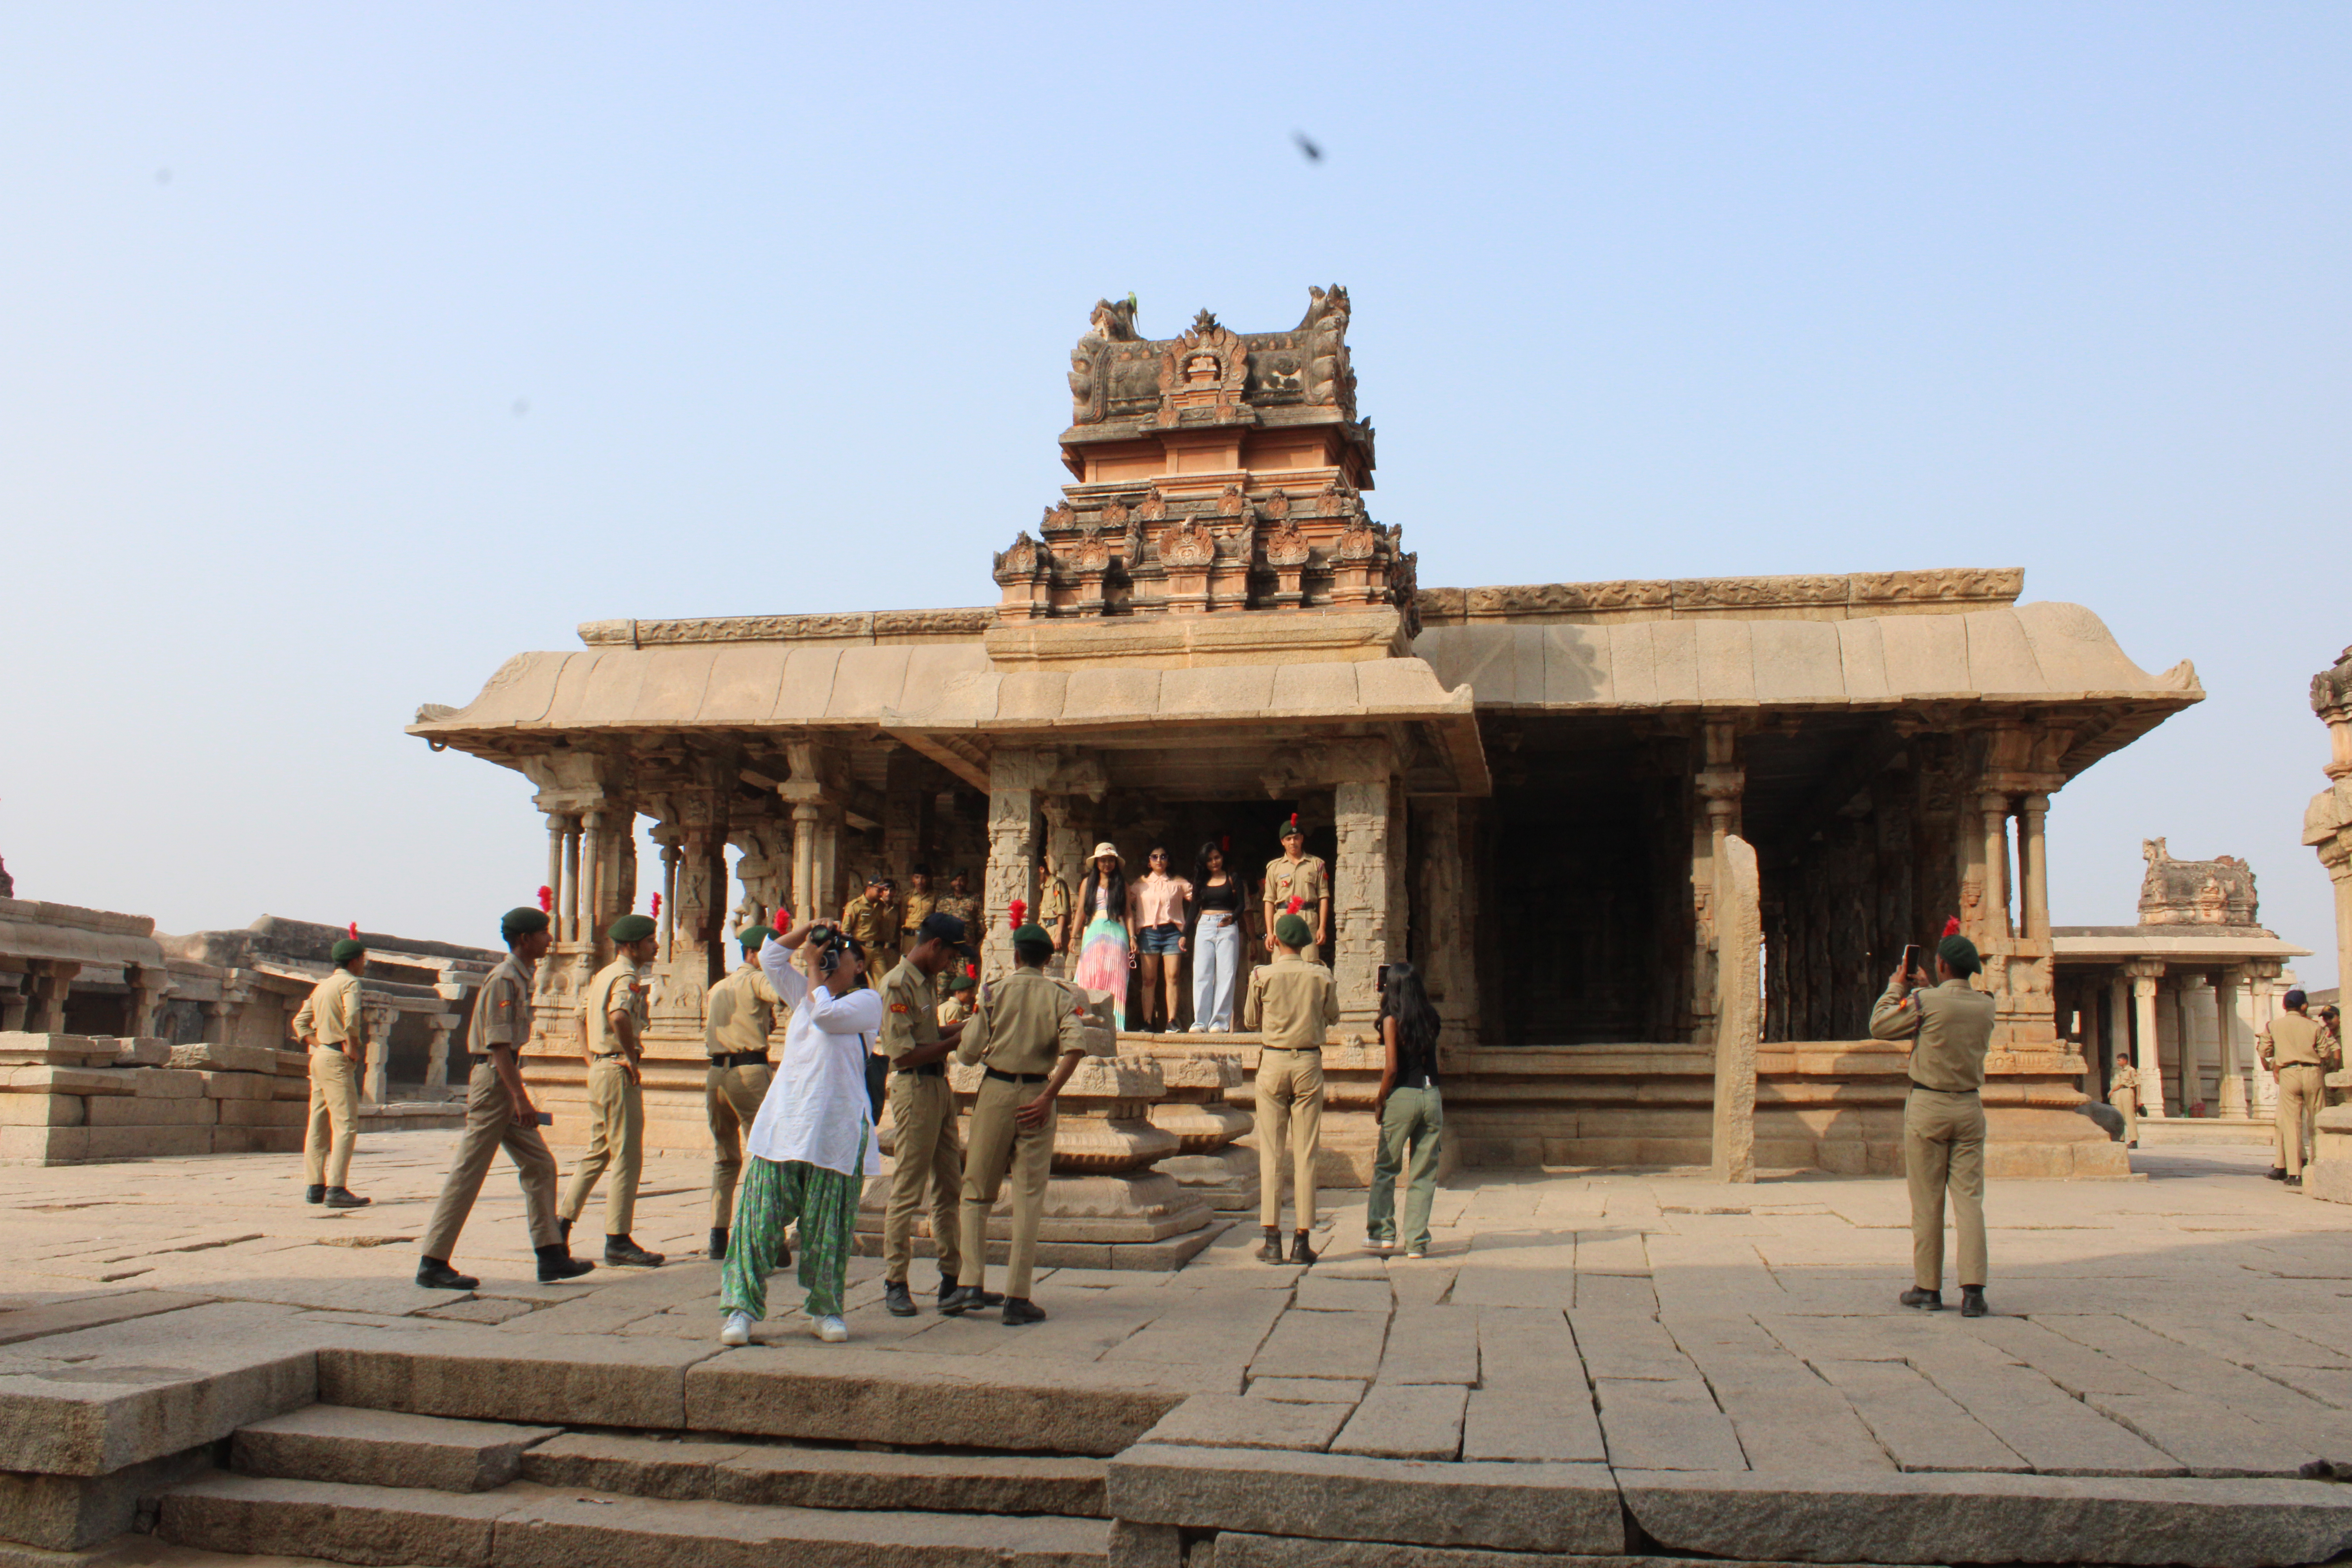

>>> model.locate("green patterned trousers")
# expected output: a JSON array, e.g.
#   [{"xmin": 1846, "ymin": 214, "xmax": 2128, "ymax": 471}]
[{"xmin": 720, "ymin": 1143, "xmax": 863, "ymax": 1322}]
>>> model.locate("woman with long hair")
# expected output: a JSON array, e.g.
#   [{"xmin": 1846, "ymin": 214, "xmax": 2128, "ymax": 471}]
[
  {"xmin": 1367, "ymin": 962, "xmax": 1445, "ymax": 1258},
  {"xmin": 1069, "ymin": 844, "xmax": 1136, "ymax": 1029},
  {"xmin": 1131, "ymin": 847, "xmax": 1192, "ymax": 1032},
  {"xmin": 1188, "ymin": 838, "xmax": 1246, "ymax": 1032}
]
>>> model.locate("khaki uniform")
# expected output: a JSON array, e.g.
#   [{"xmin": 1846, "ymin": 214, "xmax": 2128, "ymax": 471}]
[
  {"xmin": 878, "ymin": 958, "xmax": 964, "ymax": 1285},
  {"xmin": 293, "ymin": 968, "xmax": 368, "ymax": 1189},
  {"xmin": 561, "ymin": 957, "xmax": 650, "ymax": 1237},
  {"xmin": 1262, "ymin": 855, "xmax": 1329, "ymax": 965},
  {"xmin": 1871, "ymin": 979, "xmax": 1996, "ymax": 1289},
  {"xmin": 899, "ymin": 890, "xmax": 941, "ymax": 1002},
  {"xmin": 2260, "ymin": 1011, "xmax": 2328, "ymax": 1178},
  {"xmin": 2107, "ymin": 1060, "xmax": 2139, "ymax": 1147},
  {"xmin": 937, "ymin": 993, "xmax": 974, "ymax": 1029},
  {"xmin": 1030, "ymin": 879, "xmax": 1070, "ymax": 958},
  {"xmin": 704, "ymin": 958, "xmax": 784, "ymax": 1229},
  {"xmin": 421, "ymin": 953, "xmax": 561, "ymax": 1261},
  {"xmin": 954, "ymin": 966, "xmax": 1087, "ymax": 1298},
  {"xmin": 842, "ymin": 895, "xmax": 899, "ymax": 984},
  {"xmin": 1243, "ymin": 956, "xmax": 1339, "ymax": 1230},
  {"xmin": 938, "ymin": 893, "xmax": 981, "ymax": 932}
]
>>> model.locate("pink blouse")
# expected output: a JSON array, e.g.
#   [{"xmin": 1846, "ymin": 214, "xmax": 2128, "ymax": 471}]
[{"xmin": 1131, "ymin": 875, "xmax": 1193, "ymax": 928}]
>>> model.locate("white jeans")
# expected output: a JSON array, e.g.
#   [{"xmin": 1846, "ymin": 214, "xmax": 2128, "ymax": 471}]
[{"xmin": 1191, "ymin": 912, "xmax": 1242, "ymax": 1031}]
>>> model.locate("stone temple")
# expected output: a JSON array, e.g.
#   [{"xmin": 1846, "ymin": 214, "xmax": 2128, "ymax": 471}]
[{"xmin": 409, "ymin": 286, "xmax": 2203, "ymax": 1182}]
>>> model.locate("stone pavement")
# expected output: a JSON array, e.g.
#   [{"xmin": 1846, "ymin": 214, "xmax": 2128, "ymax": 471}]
[{"xmin": 7, "ymin": 1129, "xmax": 2352, "ymax": 1566}]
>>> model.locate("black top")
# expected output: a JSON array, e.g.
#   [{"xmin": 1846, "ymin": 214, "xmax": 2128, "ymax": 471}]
[
  {"xmin": 1391, "ymin": 1022, "xmax": 1440, "ymax": 1090},
  {"xmin": 1196, "ymin": 878, "xmax": 1243, "ymax": 913}
]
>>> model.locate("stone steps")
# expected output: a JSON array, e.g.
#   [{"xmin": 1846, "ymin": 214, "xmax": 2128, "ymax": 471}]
[
  {"xmin": 155, "ymin": 1472, "xmax": 1110, "ymax": 1568},
  {"xmin": 231, "ymin": 1406, "xmax": 563, "ymax": 1494}
]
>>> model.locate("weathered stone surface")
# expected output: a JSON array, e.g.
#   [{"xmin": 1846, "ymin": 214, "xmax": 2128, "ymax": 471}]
[
  {"xmin": 318, "ymin": 1328, "xmax": 709, "ymax": 1432},
  {"xmin": 1249, "ymin": 1306, "xmax": 1387, "ymax": 1381},
  {"xmin": 0, "ymin": 1094, "xmax": 82, "ymax": 1128},
  {"xmin": 1107, "ymin": 1444, "xmax": 1624, "ymax": 1554},
  {"xmin": 1594, "ymin": 1379, "xmax": 1748, "ymax": 1472},
  {"xmin": 1247, "ymin": 1377, "xmax": 1365, "ymax": 1404},
  {"xmin": 158, "ymin": 1472, "xmax": 508, "ymax": 1567},
  {"xmin": 0, "ymin": 1066, "xmax": 134, "ymax": 1097},
  {"xmin": 1331, "ymin": 1383, "xmax": 1468, "ymax": 1461},
  {"xmin": 0, "ymin": 1292, "xmax": 209, "ymax": 1348},
  {"xmin": 1210, "ymin": 1536, "xmax": 1700, "ymax": 1568},
  {"xmin": 83, "ymin": 1096, "xmax": 216, "ymax": 1127},
  {"xmin": 1137, "ymin": 1394, "xmax": 1347, "ymax": 1453},
  {"xmin": 1619, "ymin": 1467, "xmax": 2352, "ymax": 1568},
  {"xmin": 165, "ymin": 1043, "xmax": 278, "ymax": 1076},
  {"xmin": 519, "ymin": 1432, "xmax": 746, "ymax": 1499},
  {"xmin": 1107, "ymin": 1518, "xmax": 1182, "ymax": 1568},
  {"xmin": 1376, "ymin": 1305, "xmax": 1479, "ymax": 1385},
  {"xmin": 0, "ymin": 1443, "xmax": 210, "ymax": 1551},
  {"xmin": 718, "ymin": 1445, "xmax": 1107, "ymax": 1517},
  {"xmin": 1813, "ymin": 1359, "xmax": 2025, "ymax": 1474},
  {"xmin": 233, "ymin": 1404, "xmax": 560, "ymax": 1493},
  {"xmin": 1461, "ymin": 1388, "xmax": 1608, "ymax": 1464}
]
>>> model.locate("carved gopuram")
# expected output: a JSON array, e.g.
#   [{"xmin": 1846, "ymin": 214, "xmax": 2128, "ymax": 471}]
[{"xmin": 410, "ymin": 286, "xmax": 2203, "ymax": 1180}]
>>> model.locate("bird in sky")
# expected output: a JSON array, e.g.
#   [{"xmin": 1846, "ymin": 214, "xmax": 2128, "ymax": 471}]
[{"xmin": 1293, "ymin": 131, "xmax": 1323, "ymax": 163}]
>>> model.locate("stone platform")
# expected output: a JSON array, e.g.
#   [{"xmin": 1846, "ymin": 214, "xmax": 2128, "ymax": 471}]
[{"xmin": 5, "ymin": 1129, "xmax": 2352, "ymax": 1566}]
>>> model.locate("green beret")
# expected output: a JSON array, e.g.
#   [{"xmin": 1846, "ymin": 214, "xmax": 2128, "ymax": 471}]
[
  {"xmin": 948, "ymin": 972, "xmax": 976, "ymax": 992},
  {"xmin": 1937, "ymin": 933, "xmax": 1982, "ymax": 976},
  {"xmin": 610, "ymin": 914, "xmax": 658, "ymax": 944},
  {"xmin": 1011, "ymin": 923, "xmax": 1055, "ymax": 950},
  {"xmin": 738, "ymin": 924, "xmax": 778, "ymax": 951},
  {"xmin": 501, "ymin": 907, "xmax": 550, "ymax": 943},
  {"xmin": 330, "ymin": 938, "xmax": 366, "ymax": 964},
  {"xmin": 1274, "ymin": 913, "xmax": 1312, "ymax": 949}
]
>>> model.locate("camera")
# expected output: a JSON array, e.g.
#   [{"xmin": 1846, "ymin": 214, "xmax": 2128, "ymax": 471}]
[{"xmin": 809, "ymin": 924, "xmax": 864, "ymax": 977}]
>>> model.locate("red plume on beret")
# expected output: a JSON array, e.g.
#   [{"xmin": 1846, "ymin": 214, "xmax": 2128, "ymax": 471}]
[
  {"xmin": 1284, "ymin": 896, "xmax": 1304, "ymax": 915},
  {"xmin": 537, "ymin": 886, "xmax": 554, "ymax": 913},
  {"xmin": 347, "ymin": 920, "xmax": 359, "ymax": 941},
  {"xmin": 1942, "ymin": 917, "xmax": 1962, "ymax": 938},
  {"xmin": 1009, "ymin": 899, "xmax": 1028, "ymax": 930},
  {"xmin": 966, "ymin": 962, "xmax": 978, "ymax": 980},
  {"xmin": 1286, "ymin": 813, "xmax": 1299, "ymax": 834},
  {"xmin": 650, "ymin": 893, "xmax": 662, "ymax": 920},
  {"xmin": 773, "ymin": 905, "xmax": 791, "ymax": 928}
]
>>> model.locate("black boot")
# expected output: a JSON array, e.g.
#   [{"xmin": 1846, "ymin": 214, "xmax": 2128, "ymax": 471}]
[
  {"xmin": 708, "ymin": 1227, "xmax": 728, "ymax": 1261},
  {"xmin": 1959, "ymin": 1286, "xmax": 1989, "ymax": 1318},
  {"xmin": 940, "ymin": 1274, "xmax": 1000, "ymax": 1310},
  {"xmin": 1290, "ymin": 1231, "xmax": 1318, "ymax": 1266},
  {"xmin": 417, "ymin": 1256, "xmax": 478, "ymax": 1291},
  {"xmin": 1900, "ymin": 1287, "xmax": 1943, "ymax": 1310},
  {"xmin": 558, "ymin": 1216, "xmax": 573, "ymax": 1245},
  {"xmin": 1259, "ymin": 1227, "xmax": 1285, "ymax": 1264},
  {"xmin": 304, "ymin": 1184, "xmax": 326, "ymax": 1205},
  {"xmin": 1002, "ymin": 1296, "xmax": 1046, "ymax": 1326},
  {"xmin": 884, "ymin": 1280, "xmax": 918, "ymax": 1317},
  {"xmin": 2268, "ymin": 1167, "xmax": 2289, "ymax": 1181},
  {"xmin": 537, "ymin": 1244, "xmax": 595, "ymax": 1283},
  {"xmin": 604, "ymin": 1234, "xmax": 665, "ymax": 1268},
  {"xmin": 938, "ymin": 1283, "xmax": 988, "ymax": 1315},
  {"xmin": 324, "ymin": 1187, "xmax": 370, "ymax": 1209}
]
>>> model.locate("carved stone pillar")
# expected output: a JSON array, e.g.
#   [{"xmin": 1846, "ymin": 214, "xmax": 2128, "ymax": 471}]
[
  {"xmin": 789, "ymin": 805, "xmax": 821, "ymax": 925},
  {"xmin": 2126, "ymin": 961, "xmax": 2165, "ymax": 1119},
  {"xmin": 124, "ymin": 964, "xmax": 168, "ymax": 1040},
  {"xmin": 425, "ymin": 1017, "xmax": 454, "ymax": 1091},
  {"xmin": 27, "ymin": 962, "xmax": 78, "ymax": 1033},
  {"xmin": 1041, "ymin": 796, "xmax": 1094, "ymax": 980},
  {"xmin": 2214, "ymin": 967, "xmax": 2248, "ymax": 1118},
  {"xmin": 2018, "ymin": 793, "xmax": 2051, "ymax": 941},
  {"xmin": 560, "ymin": 816, "xmax": 583, "ymax": 942},
  {"xmin": 1332, "ymin": 762, "xmax": 1396, "ymax": 1025},
  {"xmin": 2172, "ymin": 977, "xmax": 2199, "ymax": 1114},
  {"xmin": 982, "ymin": 751, "xmax": 1045, "ymax": 979},
  {"xmin": 544, "ymin": 813, "xmax": 567, "ymax": 929},
  {"xmin": 2248, "ymin": 961, "xmax": 2281, "ymax": 1116},
  {"xmin": 1690, "ymin": 721, "xmax": 1743, "ymax": 1046},
  {"xmin": 640, "ymin": 761, "xmax": 733, "ymax": 1032},
  {"xmin": 1978, "ymin": 792, "xmax": 2014, "ymax": 944},
  {"xmin": 0, "ymin": 980, "xmax": 26, "ymax": 1032},
  {"xmin": 363, "ymin": 1004, "xmax": 395, "ymax": 1103},
  {"xmin": 1410, "ymin": 798, "xmax": 1479, "ymax": 1038},
  {"xmin": 883, "ymin": 751, "xmax": 926, "ymax": 887},
  {"xmin": 655, "ymin": 832, "xmax": 682, "ymax": 963},
  {"xmin": 200, "ymin": 996, "xmax": 232, "ymax": 1047},
  {"xmin": 2107, "ymin": 973, "xmax": 2131, "ymax": 1094}
]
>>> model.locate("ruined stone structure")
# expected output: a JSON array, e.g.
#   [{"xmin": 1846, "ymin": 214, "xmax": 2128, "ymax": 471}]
[
  {"xmin": 2298, "ymin": 648, "xmax": 2352, "ymax": 1201},
  {"xmin": 410, "ymin": 287, "xmax": 2204, "ymax": 1180}
]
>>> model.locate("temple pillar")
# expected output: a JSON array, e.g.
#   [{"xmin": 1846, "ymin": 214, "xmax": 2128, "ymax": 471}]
[
  {"xmin": 561, "ymin": 815, "xmax": 584, "ymax": 943},
  {"xmin": 27, "ymin": 961, "xmax": 78, "ymax": 1033},
  {"xmin": 125, "ymin": 963, "xmax": 167, "ymax": 1040},
  {"xmin": 425, "ymin": 1017, "xmax": 453, "ymax": 1090},
  {"xmin": 363, "ymin": 1004, "xmax": 395, "ymax": 1103},
  {"xmin": 2107, "ymin": 973, "xmax": 2131, "ymax": 1094},
  {"xmin": 2248, "ymin": 962, "xmax": 2281, "ymax": 1116},
  {"xmin": 2172, "ymin": 977, "xmax": 2199, "ymax": 1114},
  {"xmin": 1041, "ymin": 796, "xmax": 1094, "ymax": 980},
  {"xmin": 638, "ymin": 757, "xmax": 734, "ymax": 1031},
  {"xmin": 654, "ymin": 832, "xmax": 682, "ymax": 964},
  {"xmin": 1385, "ymin": 779, "xmax": 1409, "ymax": 990},
  {"xmin": 2126, "ymin": 961, "xmax": 2165, "ymax": 1119},
  {"xmin": 982, "ymin": 750, "xmax": 1046, "ymax": 978},
  {"xmin": 2216, "ymin": 967, "xmax": 2249, "ymax": 1119},
  {"xmin": 2018, "ymin": 792, "xmax": 2051, "ymax": 941},
  {"xmin": 0, "ymin": 980, "xmax": 26, "ymax": 1032},
  {"xmin": 1978, "ymin": 791, "xmax": 2013, "ymax": 944},
  {"xmin": 200, "ymin": 996, "xmax": 231, "ymax": 1046},
  {"xmin": 1328, "ymin": 742, "xmax": 1399, "ymax": 1024},
  {"xmin": 1410, "ymin": 797, "xmax": 1479, "ymax": 1039},
  {"xmin": 1690, "ymin": 720, "xmax": 1743, "ymax": 1045},
  {"xmin": 883, "ymin": 750, "xmax": 925, "ymax": 887},
  {"xmin": 544, "ymin": 814, "xmax": 567, "ymax": 928}
]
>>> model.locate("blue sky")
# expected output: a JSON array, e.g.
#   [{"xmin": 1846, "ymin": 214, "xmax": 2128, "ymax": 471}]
[{"xmin": 5, "ymin": 4, "xmax": 2347, "ymax": 981}]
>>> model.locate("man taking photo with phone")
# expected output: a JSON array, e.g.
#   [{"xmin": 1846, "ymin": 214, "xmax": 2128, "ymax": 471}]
[{"xmin": 1870, "ymin": 920, "xmax": 1996, "ymax": 1318}]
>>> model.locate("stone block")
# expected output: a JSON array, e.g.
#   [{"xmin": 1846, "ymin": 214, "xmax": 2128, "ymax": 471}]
[
  {"xmin": 0, "ymin": 1094, "xmax": 82, "ymax": 1127},
  {"xmin": 1249, "ymin": 1305, "xmax": 1387, "ymax": 1381},
  {"xmin": 217, "ymin": 1098, "xmax": 307, "ymax": 1127},
  {"xmin": 1106, "ymin": 1444, "xmax": 1624, "ymax": 1554},
  {"xmin": 196, "ymin": 1071, "xmax": 276, "ymax": 1101},
  {"xmin": 80, "ymin": 1125, "xmax": 211, "ymax": 1160},
  {"xmin": 1618, "ymin": 1467, "xmax": 2352, "ymax": 1568},
  {"xmin": 1461, "ymin": 1389, "xmax": 1608, "ymax": 1465},
  {"xmin": 0, "ymin": 1291, "xmax": 211, "ymax": 1348},
  {"xmin": 269, "ymin": 1048, "xmax": 308, "ymax": 1075},
  {"xmin": 0, "ymin": 1035, "xmax": 117, "ymax": 1068},
  {"xmin": 1137, "ymin": 1394, "xmax": 1348, "ymax": 1453},
  {"xmin": 684, "ymin": 1346, "xmax": 1200, "ymax": 1457},
  {"xmin": 83, "ymin": 1096, "xmax": 216, "ymax": 1127},
  {"xmin": 1377, "ymin": 1305, "xmax": 1479, "ymax": 1385},
  {"xmin": 1247, "ymin": 1378, "xmax": 1365, "ymax": 1404},
  {"xmin": 518, "ymin": 1432, "xmax": 742, "ymax": 1499},
  {"xmin": 113, "ymin": 1037, "xmax": 169, "ymax": 1066},
  {"xmin": 211, "ymin": 1127, "xmax": 305, "ymax": 1156},
  {"xmin": 0, "ymin": 1443, "xmax": 212, "ymax": 1551},
  {"xmin": 1292, "ymin": 1274, "xmax": 1391, "ymax": 1313},
  {"xmin": 1331, "ymin": 1383, "xmax": 1468, "ymax": 1461},
  {"xmin": 166, "ymin": 1042, "xmax": 278, "ymax": 1075},
  {"xmin": 318, "ymin": 1328, "xmax": 708, "ymax": 1432},
  {"xmin": 157, "ymin": 1472, "xmax": 507, "ymax": 1567},
  {"xmin": 1107, "ymin": 1518, "xmax": 1183, "ymax": 1568},
  {"xmin": 1594, "ymin": 1379, "xmax": 1748, "ymax": 1472},
  {"xmin": 232, "ymin": 1405, "xmax": 560, "ymax": 1493},
  {"xmin": 0, "ymin": 1066, "xmax": 133, "ymax": 1098},
  {"xmin": 130, "ymin": 1069, "xmax": 203, "ymax": 1100},
  {"xmin": 1212, "ymin": 1535, "xmax": 1630, "ymax": 1568},
  {"xmin": 0, "ymin": 1125, "xmax": 85, "ymax": 1163},
  {"xmin": 715, "ymin": 1444, "xmax": 1107, "ymax": 1517}
]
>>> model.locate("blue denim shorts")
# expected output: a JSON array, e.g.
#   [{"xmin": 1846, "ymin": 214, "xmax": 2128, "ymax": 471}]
[{"xmin": 1138, "ymin": 924, "xmax": 1184, "ymax": 955}]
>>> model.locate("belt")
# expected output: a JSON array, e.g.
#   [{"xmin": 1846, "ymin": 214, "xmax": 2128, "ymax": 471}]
[
  {"xmin": 710, "ymin": 1051, "xmax": 770, "ymax": 1070},
  {"xmin": 896, "ymin": 1062, "xmax": 945, "ymax": 1078},
  {"xmin": 1261, "ymin": 1044, "xmax": 1322, "ymax": 1053},
  {"xmin": 1908, "ymin": 1082, "xmax": 1978, "ymax": 1094},
  {"xmin": 984, "ymin": 1066, "xmax": 1046, "ymax": 1085}
]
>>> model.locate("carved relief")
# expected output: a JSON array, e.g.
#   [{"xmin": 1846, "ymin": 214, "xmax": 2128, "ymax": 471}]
[
  {"xmin": 1136, "ymin": 488, "xmax": 1167, "ymax": 524},
  {"xmin": 995, "ymin": 532, "xmax": 1041, "ymax": 579},
  {"xmin": 1334, "ymin": 521, "xmax": 1379, "ymax": 561},
  {"xmin": 1297, "ymin": 285, "xmax": 1356, "ymax": 418},
  {"xmin": 1156, "ymin": 310, "xmax": 1251, "ymax": 424},
  {"xmin": 2138, "ymin": 838, "xmax": 2262, "ymax": 928},
  {"xmin": 1264, "ymin": 519, "xmax": 1312, "ymax": 568},
  {"xmin": 1158, "ymin": 518, "xmax": 1217, "ymax": 569}
]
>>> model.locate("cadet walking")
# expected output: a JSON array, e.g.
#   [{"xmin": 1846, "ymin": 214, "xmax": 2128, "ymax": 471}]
[
  {"xmin": 1870, "ymin": 922, "xmax": 1996, "ymax": 1316},
  {"xmin": 705, "ymin": 922, "xmax": 786, "ymax": 1262},
  {"xmin": 559, "ymin": 914, "xmax": 664, "ymax": 1267},
  {"xmin": 416, "ymin": 907, "xmax": 594, "ymax": 1289},
  {"xmin": 942, "ymin": 918, "xmax": 1088, "ymax": 1325},
  {"xmin": 293, "ymin": 934, "xmax": 371, "ymax": 1209},
  {"xmin": 878, "ymin": 912, "xmax": 983, "ymax": 1317},
  {"xmin": 1261, "ymin": 815, "xmax": 1329, "ymax": 964},
  {"xmin": 841, "ymin": 876, "xmax": 899, "ymax": 987},
  {"xmin": 2260, "ymin": 988, "xmax": 2330, "ymax": 1190},
  {"xmin": 1243, "ymin": 909, "xmax": 1339, "ymax": 1265}
]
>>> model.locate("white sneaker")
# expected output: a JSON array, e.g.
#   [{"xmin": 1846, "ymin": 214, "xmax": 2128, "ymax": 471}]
[
  {"xmin": 1369, "ymin": 1238, "xmax": 1395, "ymax": 1253},
  {"xmin": 1403, "ymin": 1248, "xmax": 1426, "ymax": 1260},
  {"xmin": 720, "ymin": 1311, "xmax": 753, "ymax": 1347},
  {"xmin": 812, "ymin": 1314, "xmax": 849, "ymax": 1343}
]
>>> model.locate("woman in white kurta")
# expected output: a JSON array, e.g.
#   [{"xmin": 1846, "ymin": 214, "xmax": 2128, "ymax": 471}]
[{"xmin": 718, "ymin": 922, "xmax": 884, "ymax": 1345}]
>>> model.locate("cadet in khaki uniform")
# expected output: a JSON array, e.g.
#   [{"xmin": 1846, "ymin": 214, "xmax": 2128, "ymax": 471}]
[
  {"xmin": 841, "ymin": 877, "xmax": 899, "ymax": 989},
  {"xmin": 1031, "ymin": 859, "xmax": 1072, "ymax": 973},
  {"xmin": 292, "ymin": 936, "xmax": 372, "ymax": 1208},
  {"xmin": 417, "ymin": 907, "xmax": 594, "ymax": 1290},
  {"xmin": 899, "ymin": 868, "xmax": 939, "ymax": 989},
  {"xmin": 936, "ymin": 871, "xmax": 981, "ymax": 937},
  {"xmin": 2107, "ymin": 1055, "xmax": 2140, "ymax": 1149},
  {"xmin": 1261, "ymin": 816, "xmax": 1330, "ymax": 965},
  {"xmin": 878, "ymin": 912, "xmax": 987, "ymax": 1317},
  {"xmin": 1870, "ymin": 927, "xmax": 1996, "ymax": 1316},
  {"xmin": 2259, "ymin": 989, "xmax": 2328, "ymax": 1189},
  {"xmin": 1245, "ymin": 912, "xmax": 1339, "ymax": 1264},
  {"xmin": 704, "ymin": 923, "xmax": 787, "ymax": 1262},
  {"xmin": 937, "ymin": 970, "xmax": 977, "ymax": 1028},
  {"xmin": 559, "ymin": 914, "xmax": 665, "ymax": 1267},
  {"xmin": 942, "ymin": 921, "xmax": 1088, "ymax": 1325}
]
